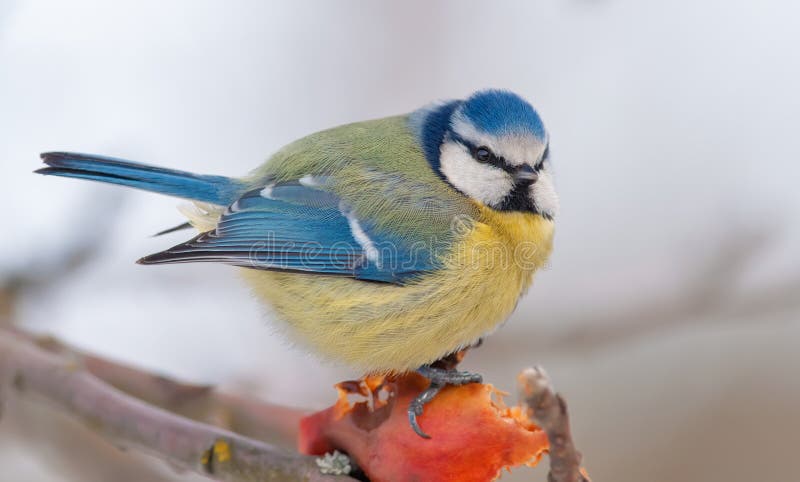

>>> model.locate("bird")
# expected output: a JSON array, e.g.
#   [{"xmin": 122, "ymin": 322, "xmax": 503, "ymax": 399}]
[{"xmin": 36, "ymin": 89, "xmax": 558, "ymax": 438}]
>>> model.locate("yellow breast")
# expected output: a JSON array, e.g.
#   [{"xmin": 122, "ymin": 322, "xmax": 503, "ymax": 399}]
[{"xmin": 241, "ymin": 205, "xmax": 554, "ymax": 373}]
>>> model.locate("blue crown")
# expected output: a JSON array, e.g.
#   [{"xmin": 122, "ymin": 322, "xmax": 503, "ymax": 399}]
[{"xmin": 460, "ymin": 90, "xmax": 546, "ymax": 140}]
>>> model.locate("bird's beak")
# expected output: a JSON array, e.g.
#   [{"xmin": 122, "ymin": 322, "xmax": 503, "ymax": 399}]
[{"xmin": 514, "ymin": 164, "xmax": 539, "ymax": 184}]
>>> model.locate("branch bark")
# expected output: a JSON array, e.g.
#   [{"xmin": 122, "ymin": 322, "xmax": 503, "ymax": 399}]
[
  {"xmin": 519, "ymin": 367, "xmax": 590, "ymax": 482},
  {"xmin": 22, "ymin": 330, "xmax": 303, "ymax": 449},
  {"xmin": 0, "ymin": 328, "xmax": 356, "ymax": 482},
  {"xmin": 1, "ymin": 325, "xmax": 590, "ymax": 482}
]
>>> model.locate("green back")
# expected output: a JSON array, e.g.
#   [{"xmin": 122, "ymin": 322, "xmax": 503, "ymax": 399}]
[{"xmin": 247, "ymin": 115, "xmax": 477, "ymax": 245}]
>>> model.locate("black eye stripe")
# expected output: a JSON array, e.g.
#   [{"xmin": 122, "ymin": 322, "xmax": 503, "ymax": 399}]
[
  {"xmin": 535, "ymin": 144, "xmax": 549, "ymax": 170},
  {"xmin": 447, "ymin": 131, "xmax": 550, "ymax": 175},
  {"xmin": 472, "ymin": 146, "xmax": 508, "ymax": 170},
  {"xmin": 449, "ymin": 132, "xmax": 515, "ymax": 172}
]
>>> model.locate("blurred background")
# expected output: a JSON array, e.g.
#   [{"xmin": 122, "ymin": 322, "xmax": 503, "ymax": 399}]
[{"xmin": 2, "ymin": 1, "xmax": 799, "ymax": 481}]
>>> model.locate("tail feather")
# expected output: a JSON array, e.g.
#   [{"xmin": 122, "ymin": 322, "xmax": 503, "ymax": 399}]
[
  {"xmin": 152, "ymin": 222, "xmax": 193, "ymax": 237},
  {"xmin": 37, "ymin": 152, "xmax": 244, "ymax": 206}
]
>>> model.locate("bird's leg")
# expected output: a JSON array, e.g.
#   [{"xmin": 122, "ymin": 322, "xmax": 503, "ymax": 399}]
[{"xmin": 407, "ymin": 364, "xmax": 483, "ymax": 439}]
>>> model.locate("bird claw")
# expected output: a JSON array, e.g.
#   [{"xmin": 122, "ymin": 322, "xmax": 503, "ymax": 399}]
[
  {"xmin": 408, "ymin": 401, "xmax": 431, "ymax": 439},
  {"xmin": 407, "ymin": 366, "xmax": 483, "ymax": 439}
]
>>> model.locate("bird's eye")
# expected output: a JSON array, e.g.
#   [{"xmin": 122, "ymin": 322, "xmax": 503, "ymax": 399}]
[{"xmin": 475, "ymin": 146, "xmax": 492, "ymax": 163}]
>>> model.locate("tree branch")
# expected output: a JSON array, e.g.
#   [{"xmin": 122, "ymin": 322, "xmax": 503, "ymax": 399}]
[
  {"xmin": 1, "ymin": 326, "xmax": 592, "ymax": 481},
  {"xmin": 21, "ymin": 330, "xmax": 303, "ymax": 449},
  {"xmin": 0, "ymin": 328, "xmax": 356, "ymax": 482},
  {"xmin": 519, "ymin": 367, "xmax": 590, "ymax": 482}
]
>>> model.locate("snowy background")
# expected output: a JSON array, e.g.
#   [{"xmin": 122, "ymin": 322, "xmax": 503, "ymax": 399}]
[{"xmin": 2, "ymin": 1, "xmax": 799, "ymax": 481}]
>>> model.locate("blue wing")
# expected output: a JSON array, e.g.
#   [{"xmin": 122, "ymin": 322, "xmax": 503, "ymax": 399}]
[{"xmin": 139, "ymin": 180, "xmax": 440, "ymax": 284}]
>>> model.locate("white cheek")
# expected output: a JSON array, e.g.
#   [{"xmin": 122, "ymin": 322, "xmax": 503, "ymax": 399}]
[
  {"xmin": 530, "ymin": 169, "xmax": 559, "ymax": 218},
  {"xmin": 439, "ymin": 142, "xmax": 513, "ymax": 207}
]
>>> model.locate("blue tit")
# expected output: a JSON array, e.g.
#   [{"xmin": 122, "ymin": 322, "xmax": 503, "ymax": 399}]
[{"xmin": 36, "ymin": 89, "xmax": 558, "ymax": 437}]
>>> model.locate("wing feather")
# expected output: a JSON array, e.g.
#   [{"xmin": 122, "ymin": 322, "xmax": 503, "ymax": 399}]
[{"xmin": 139, "ymin": 182, "xmax": 438, "ymax": 284}]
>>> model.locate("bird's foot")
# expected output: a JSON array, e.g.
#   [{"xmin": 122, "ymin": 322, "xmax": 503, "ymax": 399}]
[{"xmin": 408, "ymin": 365, "xmax": 483, "ymax": 439}]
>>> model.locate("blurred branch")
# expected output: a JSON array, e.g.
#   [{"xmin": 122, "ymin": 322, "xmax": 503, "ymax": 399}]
[
  {"xmin": 513, "ymin": 227, "xmax": 800, "ymax": 354},
  {"xmin": 23, "ymin": 331, "xmax": 303, "ymax": 449},
  {"xmin": 0, "ymin": 328, "xmax": 356, "ymax": 482},
  {"xmin": 0, "ymin": 190, "xmax": 190, "ymax": 481},
  {"xmin": 519, "ymin": 367, "xmax": 590, "ymax": 482},
  {"xmin": 0, "ymin": 189, "xmax": 123, "ymax": 329},
  {"xmin": 1, "ymin": 327, "xmax": 592, "ymax": 482}
]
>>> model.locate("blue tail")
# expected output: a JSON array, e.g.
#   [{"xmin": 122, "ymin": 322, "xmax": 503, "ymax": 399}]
[{"xmin": 37, "ymin": 152, "xmax": 245, "ymax": 206}]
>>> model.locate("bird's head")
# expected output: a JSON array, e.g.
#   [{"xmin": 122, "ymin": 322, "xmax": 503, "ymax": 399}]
[{"xmin": 411, "ymin": 90, "xmax": 558, "ymax": 219}]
